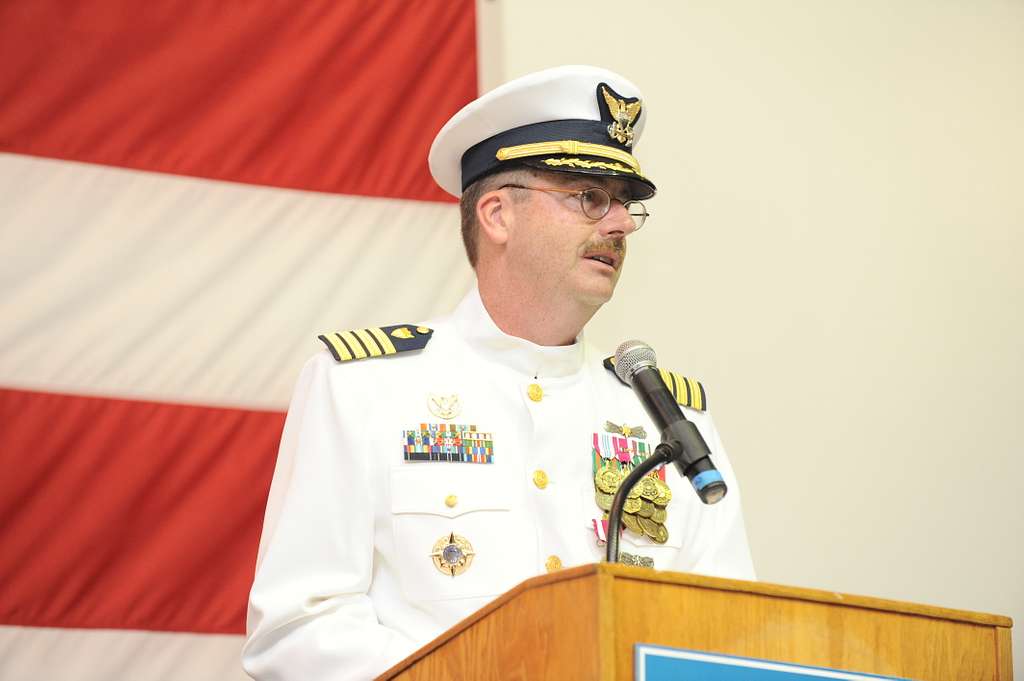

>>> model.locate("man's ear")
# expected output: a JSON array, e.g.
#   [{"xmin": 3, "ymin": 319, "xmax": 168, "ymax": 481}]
[{"xmin": 476, "ymin": 188, "xmax": 511, "ymax": 247}]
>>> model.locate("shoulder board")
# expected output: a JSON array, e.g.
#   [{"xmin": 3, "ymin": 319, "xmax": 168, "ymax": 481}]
[
  {"xmin": 603, "ymin": 355, "xmax": 707, "ymax": 412},
  {"xmin": 318, "ymin": 325, "xmax": 433, "ymax": 363}
]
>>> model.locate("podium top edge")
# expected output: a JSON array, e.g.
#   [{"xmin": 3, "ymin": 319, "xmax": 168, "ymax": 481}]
[{"xmin": 561, "ymin": 563, "xmax": 1013, "ymax": 628}]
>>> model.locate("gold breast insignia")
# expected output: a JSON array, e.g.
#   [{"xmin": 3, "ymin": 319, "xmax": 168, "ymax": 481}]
[
  {"xmin": 431, "ymin": 532, "xmax": 475, "ymax": 577},
  {"xmin": 428, "ymin": 393, "xmax": 461, "ymax": 420},
  {"xmin": 604, "ymin": 421, "xmax": 647, "ymax": 439}
]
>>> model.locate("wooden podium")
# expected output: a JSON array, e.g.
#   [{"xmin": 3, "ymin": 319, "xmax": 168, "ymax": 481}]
[{"xmin": 378, "ymin": 563, "xmax": 1013, "ymax": 680}]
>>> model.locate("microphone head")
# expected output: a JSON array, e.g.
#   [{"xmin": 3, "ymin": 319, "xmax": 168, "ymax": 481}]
[{"xmin": 614, "ymin": 340, "xmax": 657, "ymax": 385}]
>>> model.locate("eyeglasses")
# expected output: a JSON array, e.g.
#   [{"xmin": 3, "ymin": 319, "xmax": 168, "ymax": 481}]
[{"xmin": 499, "ymin": 184, "xmax": 649, "ymax": 230}]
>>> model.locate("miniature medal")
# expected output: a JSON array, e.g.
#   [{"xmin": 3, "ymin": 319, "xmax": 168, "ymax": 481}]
[
  {"xmin": 638, "ymin": 516, "xmax": 660, "ymax": 540},
  {"xmin": 621, "ymin": 510, "xmax": 643, "ymax": 535},
  {"xmin": 594, "ymin": 466, "xmax": 622, "ymax": 495},
  {"xmin": 638, "ymin": 477, "xmax": 658, "ymax": 500}
]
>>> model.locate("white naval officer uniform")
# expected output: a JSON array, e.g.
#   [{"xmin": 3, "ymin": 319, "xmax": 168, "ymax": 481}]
[{"xmin": 242, "ymin": 286, "xmax": 756, "ymax": 681}]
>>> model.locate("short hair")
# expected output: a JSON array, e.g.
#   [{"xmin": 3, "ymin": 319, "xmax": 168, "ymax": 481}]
[{"xmin": 458, "ymin": 164, "xmax": 534, "ymax": 267}]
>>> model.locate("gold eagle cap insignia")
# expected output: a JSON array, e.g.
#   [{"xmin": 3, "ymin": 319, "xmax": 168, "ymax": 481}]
[{"xmin": 601, "ymin": 86, "xmax": 642, "ymax": 147}]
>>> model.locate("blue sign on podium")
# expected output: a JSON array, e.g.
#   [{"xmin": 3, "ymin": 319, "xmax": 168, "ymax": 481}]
[{"xmin": 635, "ymin": 644, "xmax": 911, "ymax": 680}]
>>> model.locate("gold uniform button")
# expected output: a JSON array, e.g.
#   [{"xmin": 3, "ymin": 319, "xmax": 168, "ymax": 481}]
[
  {"xmin": 444, "ymin": 494, "xmax": 458, "ymax": 508},
  {"xmin": 532, "ymin": 470, "xmax": 549, "ymax": 489},
  {"xmin": 545, "ymin": 555, "xmax": 563, "ymax": 573},
  {"xmin": 527, "ymin": 383, "xmax": 544, "ymax": 402}
]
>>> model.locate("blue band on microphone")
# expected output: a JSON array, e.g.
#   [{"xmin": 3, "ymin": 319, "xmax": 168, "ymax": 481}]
[{"xmin": 691, "ymin": 469, "xmax": 723, "ymax": 491}]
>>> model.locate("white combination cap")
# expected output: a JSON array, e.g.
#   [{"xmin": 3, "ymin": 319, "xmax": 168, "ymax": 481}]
[{"xmin": 428, "ymin": 65, "xmax": 656, "ymax": 199}]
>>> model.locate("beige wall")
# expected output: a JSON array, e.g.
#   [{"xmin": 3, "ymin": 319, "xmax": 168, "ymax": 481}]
[{"xmin": 480, "ymin": 0, "xmax": 1024, "ymax": 672}]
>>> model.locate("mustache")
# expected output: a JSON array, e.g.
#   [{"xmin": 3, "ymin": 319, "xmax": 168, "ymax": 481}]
[{"xmin": 582, "ymin": 238, "xmax": 626, "ymax": 257}]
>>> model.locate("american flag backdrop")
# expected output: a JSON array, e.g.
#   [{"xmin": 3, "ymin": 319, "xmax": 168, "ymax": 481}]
[{"xmin": 0, "ymin": 2, "xmax": 478, "ymax": 678}]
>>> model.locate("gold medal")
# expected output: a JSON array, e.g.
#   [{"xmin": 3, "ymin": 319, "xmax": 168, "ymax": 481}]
[
  {"xmin": 623, "ymin": 496, "xmax": 642, "ymax": 514},
  {"xmin": 638, "ymin": 515, "xmax": 660, "ymax": 540},
  {"xmin": 651, "ymin": 506, "xmax": 667, "ymax": 524},
  {"xmin": 654, "ymin": 478, "xmax": 672, "ymax": 505},
  {"xmin": 653, "ymin": 523, "xmax": 669, "ymax": 544},
  {"xmin": 637, "ymin": 499, "xmax": 655, "ymax": 518},
  {"xmin": 638, "ymin": 476, "xmax": 658, "ymax": 500},
  {"xmin": 595, "ymin": 466, "xmax": 621, "ymax": 494},
  {"xmin": 595, "ymin": 489, "xmax": 614, "ymax": 512},
  {"xmin": 622, "ymin": 511, "xmax": 642, "ymax": 535}
]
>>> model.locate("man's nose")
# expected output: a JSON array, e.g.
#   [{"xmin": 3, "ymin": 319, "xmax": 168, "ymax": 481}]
[{"xmin": 597, "ymin": 200, "xmax": 638, "ymax": 238}]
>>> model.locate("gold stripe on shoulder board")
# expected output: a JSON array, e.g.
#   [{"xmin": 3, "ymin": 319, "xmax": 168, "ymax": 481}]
[
  {"xmin": 369, "ymin": 327, "xmax": 397, "ymax": 354},
  {"xmin": 318, "ymin": 333, "xmax": 353, "ymax": 362},
  {"xmin": 318, "ymin": 325, "xmax": 433, "ymax": 363},
  {"xmin": 353, "ymin": 328, "xmax": 383, "ymax": 357},
  {"xmin": 340, "ymin": 330, "xmax": 368, "ymax": 359}
]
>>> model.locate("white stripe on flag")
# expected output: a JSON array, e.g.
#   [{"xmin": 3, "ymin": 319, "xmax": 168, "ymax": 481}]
[
  {"xmin": 0, "ymin": 153, "xmax": 473, "ymax": 409},
  {"xmin": 0, "ymin": 625, "xmax": 248, "ymax": 681}
]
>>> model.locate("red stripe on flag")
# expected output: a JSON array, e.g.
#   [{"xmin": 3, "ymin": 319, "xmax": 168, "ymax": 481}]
[
  {"xmin": 0, "ymin": 1, "xmax": 476, "ymax": 202},
  {"xmin": 0, "ymin": 388, "xmax": 283, "ymax": 634}
]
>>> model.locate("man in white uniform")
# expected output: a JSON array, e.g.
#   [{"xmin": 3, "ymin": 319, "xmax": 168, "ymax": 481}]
[{"xmin": 243, "ymin": 65, "xmax": 755, "ymax": 681}]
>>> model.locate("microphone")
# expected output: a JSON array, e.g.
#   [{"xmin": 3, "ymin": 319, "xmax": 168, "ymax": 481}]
[{"xmin": 614, "ymin": 340, "xmax": 727, "ymax": 505}]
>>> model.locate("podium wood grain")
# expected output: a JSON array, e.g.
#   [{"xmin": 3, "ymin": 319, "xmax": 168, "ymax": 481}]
[{"xmin": 378, "ymin": 563, "xmax": 1013, "ymax": 680}]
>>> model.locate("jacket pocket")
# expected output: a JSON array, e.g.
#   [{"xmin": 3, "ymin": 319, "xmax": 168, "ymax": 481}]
[{"xmin": 390, "ymin": 466, "xmax": 531, "ymax": 601}]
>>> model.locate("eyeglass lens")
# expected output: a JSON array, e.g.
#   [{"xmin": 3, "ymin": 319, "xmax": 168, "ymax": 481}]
[
  {"xmin": 579, "ymin": 187, "xmax": 647, "ymax": 229},
  {"xmin": 626, "ymin": 203, "xmax": 648, "ymax": 228},
  {"xmin": 578, "ymin": 188, "xmax": 611, "ymax": 220}
]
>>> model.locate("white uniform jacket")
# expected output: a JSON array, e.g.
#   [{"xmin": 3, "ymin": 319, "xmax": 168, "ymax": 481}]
[{"xmin": 243, "ymin": 287, "xmax": 755, "ymax": 681}]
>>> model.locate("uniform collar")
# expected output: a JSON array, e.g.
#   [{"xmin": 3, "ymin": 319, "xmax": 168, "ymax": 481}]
[{"xmin": 451, "ymin": 285, "xmax": 587, "ymax": 378}]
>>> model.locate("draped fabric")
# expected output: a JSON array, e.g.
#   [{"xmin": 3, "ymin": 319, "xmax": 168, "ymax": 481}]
[{"xmin": 0, "ymin": 2, "xmax": 478, "ymax": 678}]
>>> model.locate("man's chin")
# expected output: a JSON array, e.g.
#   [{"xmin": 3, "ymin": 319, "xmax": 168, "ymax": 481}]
[
  {"xmin": 575, "ymin": 281, "xmax": 618, "ymax": 308},
  {"xmin": 564, "ymin": 265, "xmax": 621, "ymax": 308}
]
